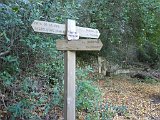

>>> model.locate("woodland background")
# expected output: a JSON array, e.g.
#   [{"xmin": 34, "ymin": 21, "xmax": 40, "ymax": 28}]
[{"xmin": 0, "ymin": 0, "xmax": 160, "ymax": 119}]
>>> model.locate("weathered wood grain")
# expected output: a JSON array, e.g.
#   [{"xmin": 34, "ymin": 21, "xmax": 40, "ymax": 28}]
[{"xmin": 56, "ymin": 39, "xmax": 103, "ymax": 51}]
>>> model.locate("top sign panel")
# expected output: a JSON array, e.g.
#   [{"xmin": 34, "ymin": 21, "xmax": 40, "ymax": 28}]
[
  {"xmin": 77, "ymin": 27, "xmax": 100, "ymax": 39},
  {"xmin": 31, "ymin": 20, "xmax": 100, "ymax": 39},
  {"xmin": 31, "ymin": 20, "xmax": 65, "ymax": 35}
]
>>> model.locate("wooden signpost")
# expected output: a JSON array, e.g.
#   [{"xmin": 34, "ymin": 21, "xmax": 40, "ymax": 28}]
[{"xmin": 31, "ymin": 19, "xmax": 103, "ymax": 120}]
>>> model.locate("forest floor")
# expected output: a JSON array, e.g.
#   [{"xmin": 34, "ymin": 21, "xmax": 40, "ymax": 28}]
[{"xmin": 98, "ymin": 75, "xmax": 160, "ymax": 120}]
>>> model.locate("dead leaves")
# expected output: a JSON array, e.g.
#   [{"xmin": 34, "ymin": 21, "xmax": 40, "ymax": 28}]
[{"xmin": 99, "ymin": 76, "xmax": 160, "ymax": 119}]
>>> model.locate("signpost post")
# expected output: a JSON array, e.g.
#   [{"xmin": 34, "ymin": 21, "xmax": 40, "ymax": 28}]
[
  {"xmin": 31, "ymin": 19, "xmax": 103, "ymax": 120},
  {"xmin": 64, "ymin": 19, "xmax": 77, "ymax": 120}
]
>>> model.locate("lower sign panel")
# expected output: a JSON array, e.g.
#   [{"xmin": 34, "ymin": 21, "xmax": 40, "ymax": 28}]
[{"xmin": 56, "ymin": 39, "xmax": 103, "ymax": 51}]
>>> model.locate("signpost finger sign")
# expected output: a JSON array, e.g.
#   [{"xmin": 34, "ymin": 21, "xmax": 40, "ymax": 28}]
[
  {"xmin": 31, "ymin": 19, "xmax": 103, "ymax": 120},
  {"xmin": 31, "ymin": 20, "xmax": 100, "ymax": 38}
]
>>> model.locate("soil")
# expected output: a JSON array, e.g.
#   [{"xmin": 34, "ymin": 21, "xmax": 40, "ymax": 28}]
[{"xmin": 99, "ymin": 75, "xmax": 160, "ymax": 120}]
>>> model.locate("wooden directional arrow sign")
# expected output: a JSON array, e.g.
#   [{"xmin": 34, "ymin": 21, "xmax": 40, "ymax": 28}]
[
  {"xmin": 56, "ymin": 39, "xmax": 103, "ymax": 51},
  {"xmin": 31, "ymin": 20, "xmax": 100, "ymax": 39},
  {"xmin": 31, "ymin": 20, "xmax": 65, "ymax": 35},
  {"xmin": 77, "ymin": 27, "xmax": 100, "ymax": 39}
]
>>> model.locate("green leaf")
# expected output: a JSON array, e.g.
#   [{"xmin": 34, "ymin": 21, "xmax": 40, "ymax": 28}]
[{"xmin": 12, "ymin": 7, "xmax": 19, "ymax": 13}]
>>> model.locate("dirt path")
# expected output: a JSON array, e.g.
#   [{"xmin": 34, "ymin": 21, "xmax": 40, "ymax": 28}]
[{"xmin": 99, "ymin": 75, "xmax": 160, "ymax": 120}]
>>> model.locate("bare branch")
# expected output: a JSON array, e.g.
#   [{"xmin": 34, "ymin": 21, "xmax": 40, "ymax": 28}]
[
  {"xmin": 0, "ymin": 29, "xmax": 15, "ymax": 57},
  {"xmin": 0, "ymin": 38, "xmax": 14, "ymax": 57},
  {"xmin": 0, "ymin": 50, "xmax": 10, "ymax": 57}
]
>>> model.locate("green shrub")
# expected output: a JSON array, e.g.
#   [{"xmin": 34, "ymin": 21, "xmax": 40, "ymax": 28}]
[
  {"xmin": 137, "ymin": 42, "xmax": 159, "ymax": 68},
  {"xmin": 76, "ymin": 80, "xmax": 101, "ymax": 112}
]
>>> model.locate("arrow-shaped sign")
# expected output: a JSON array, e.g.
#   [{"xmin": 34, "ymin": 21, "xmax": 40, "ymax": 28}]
[
  {"xmin": 56, "ymin": 39, "xmax": 103, "ymax": 51},
  {"xmin": 31, "ymin": 20, "xmax": 100, "ymax": 39}
]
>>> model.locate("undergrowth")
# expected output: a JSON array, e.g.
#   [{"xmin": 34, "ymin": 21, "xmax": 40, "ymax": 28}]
[{"xmin": 0, "ymin": 34, "xmax": 128, "ymax": 119}]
